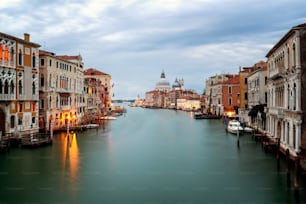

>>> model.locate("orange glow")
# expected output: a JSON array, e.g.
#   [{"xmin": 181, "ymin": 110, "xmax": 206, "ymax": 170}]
[{"xmin": 0, "ymin": 45, "xmax": 2, "ymax": 59}]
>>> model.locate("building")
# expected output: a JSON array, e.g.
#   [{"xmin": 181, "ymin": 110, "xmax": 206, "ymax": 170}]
[
  {"xmin": 83, "ymin": 77, "xmax": 106, "ymax": 123},
  {"xmin": 84, "ymin": 68, "xmax": 112, "ymax": 113},
  {"xmin": 155, "ymin": 71, "xmax": 171, "ymax": 92},
  {"xmin": 39, "ymin": 50, "xmax": 84, "ymax": 131},
  {"xmin": 205, "ymin": 73, "xmax": 234, "ymax": 114},
  {"xmin": 266, "ymin": 23, "xmax": 306, "ymax": 160},
  {"xmin": 0, "ymin": 33, "xmax": 40, "ymax": 137},
  {"xmin": 247, "ymin": 62, "xmax": 267, "ymax": 108},
  {"xmin": 238, "ymin": 66, "xmax": 254, "ymax": 109}
]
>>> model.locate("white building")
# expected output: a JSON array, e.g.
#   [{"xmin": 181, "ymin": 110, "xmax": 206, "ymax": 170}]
[{"xmin": 266, "ymin": 23, "xmax": 306, "ymax": 158}]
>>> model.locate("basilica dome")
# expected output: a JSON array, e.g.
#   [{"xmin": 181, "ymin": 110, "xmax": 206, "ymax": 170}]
[{"xmin": 155, "ymin": 71, "xmax": 171, "ymax": 92}]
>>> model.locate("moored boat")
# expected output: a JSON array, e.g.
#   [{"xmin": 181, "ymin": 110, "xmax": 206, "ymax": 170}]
[{"xmin": 227, "ymin": 120, "xmax": 253, "ymax": 134}]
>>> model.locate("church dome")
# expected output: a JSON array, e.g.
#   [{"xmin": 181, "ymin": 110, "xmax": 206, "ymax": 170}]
[{"xmin": 155, "ymin": 71, "xmax": 171, "ymax": 92}]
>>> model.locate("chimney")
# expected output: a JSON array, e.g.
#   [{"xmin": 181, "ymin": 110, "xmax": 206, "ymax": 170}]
[{"xmin": 24, "ymin": 33, "xmax": 30, "ymax": 42}]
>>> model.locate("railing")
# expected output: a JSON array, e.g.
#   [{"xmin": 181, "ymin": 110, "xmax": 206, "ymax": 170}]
[
  {"xmin": 18, "ymin": 94, "xmax": 39, "ymax": 100},
  {"xmin": 0, "ymin": 94, "xmax": 15, "ymax": 100},
  {"xmin": 268, "ymin": 107, "xmax": 284, "ymax": 118},
  {"xmin": 269, "ymin": 66, "xmax": 285, "ymax": 79},
  {"xmin": 60, "ymin": 105, "xmax": 71, "ymax": 110}
]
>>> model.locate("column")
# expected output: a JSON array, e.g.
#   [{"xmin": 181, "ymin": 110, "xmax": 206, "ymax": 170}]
[
  {"xmin": 296, "ymin": 78, "xmax": 301, "ymax": 111},
  {"xmin": 296, "ymin": 31, "xmax": 301, "ymax": 71},
  {"xmin": 296, "ymin": 121, "xmax": 302, "ymax": 152}
]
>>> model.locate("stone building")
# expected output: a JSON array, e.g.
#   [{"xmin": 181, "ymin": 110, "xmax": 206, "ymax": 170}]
[
  {"xmin": 238, "ymin": 66, "xmax": 254, "ymax": 109},
  {"xmin": 39, "ymin": 50, "xmax": 84, "ymax": 131},
  {"xmin": 84, "ymin": 68, "xmax": 112, "ymax": 114},
  {"xmin": 266, "ymin": 23, "xmax": 306, "ymax": 159},
  {"xmin": 0, "ymin": 32, "xmax": 40, "ymax": 137}
]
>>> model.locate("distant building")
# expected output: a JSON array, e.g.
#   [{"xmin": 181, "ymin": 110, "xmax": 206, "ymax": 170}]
[
  {"xmin": 155, "ymin": 71, "xmax": 171, "ymax": 92},
  {"xmin": 84, "ymin": 68, "xmax": 112, "ymax": 113},
  {"xmin": 266, "ymin": 23, "xmax": 306, "ymax": 160},
  {"xmin": 0, "ymin": 32, "xmax": 40, "ymax": 136}
]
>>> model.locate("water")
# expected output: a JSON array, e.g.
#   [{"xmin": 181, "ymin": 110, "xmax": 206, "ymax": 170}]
[{"xmin": 0, "ymin": 107, "xmax": 305, "ymax": 203}]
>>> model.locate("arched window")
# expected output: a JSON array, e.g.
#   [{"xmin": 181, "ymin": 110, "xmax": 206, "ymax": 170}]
[
  {"xmin": 293, "ymin": 44, "xmax": 296, "ymax": 68},
  {"xmin": 293, "ymin": 124, "xmax": 296, "ymax": 149},
  {"xmin": 293, "ymin": 83, "xmax": 296, "ymax": 110},
  {"xmin": 18, "ymin": 80, "xmax": 22, "ymax": 95},
  {"xmin": 4, "ymin": 80, "xmax": 9, "ymax": 94},
  {"xmin": 18, "ymin": 49, "xmax": 22, "ymax": 66},
  {"xmin": 10, "ymin": 80, "xmax": 14, "ymax": 94},
  {"xmin": 287, "ymin": 48, "xmax": 290, "ymax": 69},
  {"xmin": 4, "ymin": 45, "xmax": 9, "ymax": 61},
  {"xmin": 287, "ymin": 84, "xmax": 290, "ymax": 110}
]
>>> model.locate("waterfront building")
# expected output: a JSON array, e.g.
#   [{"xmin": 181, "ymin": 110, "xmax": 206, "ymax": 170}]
[
  {"xmin": 266, "ymin": 23, "xmax": 306, "ymax": 159},
  {"xmin": 247, "ymin": 61, "xmax": 267, "ymax": 109},
  {"xmin": 83, "ymin": 77, "xmax": 106, "ymax": 123},
  {"xmin": 238, "ymin": 66, "xmax": 254, "ymax": 109},
  {"xmin": 0, "ymin": 33, "xmax": 40, "ymax": 137},
  {"xmin": 84, "ymin": 68, "xmax": 112, "ymax": 113},
  {"xmin": 145, "ymin": 90, "xmax": 164, "ymax": 108},
  {"xmin": 39, "ymin": 50, "xmax": 84, "ymax": 131},
  {"xmin": 205, "ymin": 74, "xmax": 234, "ymax": 114}
]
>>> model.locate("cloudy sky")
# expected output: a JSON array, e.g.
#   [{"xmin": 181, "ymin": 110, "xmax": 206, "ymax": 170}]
[{"xmin": 1, "ymin": 0, "xmax": 306, "ymax": 99}]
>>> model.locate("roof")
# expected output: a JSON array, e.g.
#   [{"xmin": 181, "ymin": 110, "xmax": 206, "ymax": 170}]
[
  {"xmin": 84, "ymin": 68, "xmax": 110, "ymax": 76},
  {"xmin": 0, "ymin": 32, "xmax": 40, "ymax": 47},
  {"xmin": 57, "ymin": 55, "xmax": 82, "ymax": 61},
  {"xmin": 220, "ymin": 75, "xmax": 240, "ymax": 85},
  {"xmin": 266, "ymin": 23, "xmax": 306, "ymax": 57}
]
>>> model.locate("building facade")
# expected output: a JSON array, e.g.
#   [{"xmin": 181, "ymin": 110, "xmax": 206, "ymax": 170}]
[
  {"xmin": 39, "ymin": 50, "xmax": 84, "ymax": 131},
  {"xmin": 266, "ymin": 23, "xmax": 306, "ymax": 158},
  {"xmin": 84, "ymin": 68, "xmax": 112, "ymax": 113},
  {"xmin": 0, "ymin": 33, "xmax": 40, "ymax": 137}
]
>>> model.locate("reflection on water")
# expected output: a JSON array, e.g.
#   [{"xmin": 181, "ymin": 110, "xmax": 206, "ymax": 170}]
[{"xmin": 60, "ymin": 132, "xmax": 79, "ymax": 196}]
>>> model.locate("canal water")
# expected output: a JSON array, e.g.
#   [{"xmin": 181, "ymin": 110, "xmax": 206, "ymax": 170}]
[{"xmin": 0, "ymin": 107, "xmax": 305, "ymax": 203}]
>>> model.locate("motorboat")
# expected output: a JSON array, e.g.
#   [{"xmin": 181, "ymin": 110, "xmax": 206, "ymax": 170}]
[
  {"xmin": 227, "ymin": 120, "xmax": 253, "ymax": 134},
  {"xmin": 100, "ymin": 116, "xmax": 117, "ymax": 120}
]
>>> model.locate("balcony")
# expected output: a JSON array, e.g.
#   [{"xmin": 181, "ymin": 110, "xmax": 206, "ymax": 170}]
[
  {"xmin": 269, "ymin": 66, "xmax": 285, "ymax": 79},
  {"xmin": 60, "ymin": 105, "xmax": 71, "ymax": 110},
  {"xmin": 18, "ymin": 94, "xmax": 39, "ymax": 101},
  {"xmin": 0, "ymin": 94, "xmax": 15, "ymax": 101},
  {"xmin": 268, "ymin": 107, "xmax": 284, "ymax": 118}
]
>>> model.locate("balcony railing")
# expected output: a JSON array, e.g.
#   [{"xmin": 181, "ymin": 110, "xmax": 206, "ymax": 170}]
[
  {"xmin": 18, "ymin": 94, "xmax": 39, "ymax": 101},
  {"xmin": 269, "ymin": 66, "xmax": 285, "ymax": 79},
  {"xmin": 0, "ymin": 94, "xmax": 15, "ymax": 101},
  {"xmin": 268, "ymin": 107, "xmax": 284, "ymax": 118}
]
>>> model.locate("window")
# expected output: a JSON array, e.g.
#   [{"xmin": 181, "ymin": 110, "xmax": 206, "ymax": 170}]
[
  {"xmin": 228, "ymin": 97, "xmax": 232, "ymax": 105},
  {"xmin": 40, "ymin": 58, "xmax": 45, "ymax": 66},
  {"xmin": 56, "ymin": 61, "xmax": 58, "ymax": 68},
  {"xmin": 4, "ymin": 80, "xmax": 8, "ymax": 94},
  {"xmin": 18, "ymin": 118, "xmax": 22, "ymax": 125},
  {"xmin": 41, "ymin": 99, "xmax": 44, "ymax": 109},
  {"xmin": 40, "ymin": 75, "xmax": 44, "ymax": 87},
  {"xmin": 265, "ymin": 77, "xmax": 267, "ymax": 85},
  {"xmin": 244, "ymin": 92, "xmax": 248, "ymax": 100},
  {"xmin": 32, "ymin": 117, "xmax": 35, "ymax": 124},
  {"xmin": 10, "ymin": 81, "xmax": 14, "ymax": 94},
  {"xmin": 10, "ymin": 116, "xmax": 15, "ymax": 128},
  {"xmin": 18, "ymin": 103, "xmax": 23, "ymax": 112},
  {"xmin": 18, "ymin": 49, "xmax": 22, "ymax": 66},
  {"xmin": 293, "ymin": 44, "xmax": 296, "ymax": 67},
  {"xmin": 293, "ymin": 124, "xmax": 296, "ymax": 149},
  {"xmin": 228, "ymin": 86, "xmax": 232, "ymax": 94},
  {"xmin": 49, "ymin": 59, "xmax": 52, "ymax": 66},
  {"xmin": 32, "ymin": 82, "xmax": 36, "ymax": 95},
  {"xmin": 18, "ymin": 80, "xmax": 22, "ymax": 95},
  {"xmin": 32, "ymin": 52, "xmax": 36, "ymax": 68},
  {"xmin": 244, "ymin": 78, "xmax": 247, "ymax": 84},
  {"xmin": 265, "ymin": 92, "xmax": 267, "ymax": 104},
  {"xmin": 32, "ymin": 103, "xmax": 36, "ymax": 111}
]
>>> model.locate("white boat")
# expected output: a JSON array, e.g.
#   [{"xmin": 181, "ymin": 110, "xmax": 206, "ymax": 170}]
[
  {"xmin": 227, "ymin": 120, "xmax": 253, "ymax": 134},
  {"xmin": 81, "ymin": 124, "xmax": 99, "ymax": 129},
  {"xmin": 100, "ymin": 116, "xmax": 117, "ymax": 120}
]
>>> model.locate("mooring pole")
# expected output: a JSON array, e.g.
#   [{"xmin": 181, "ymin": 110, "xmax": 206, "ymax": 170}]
[
  {"xmin": 294, "ymin": 156, "xmax": 300, "ymax": 191},
  {"xmin": 237, "ymin": 127, "xmax": 240, "ymax": 147},
  {"xmin": 286, "ymin": 149, "xmax": 291, "ymax": 188}
]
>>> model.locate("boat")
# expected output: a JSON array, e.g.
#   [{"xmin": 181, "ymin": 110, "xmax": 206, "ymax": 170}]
[
  {"xmin": 194, "ymin": 113, "xmax": 221, "ymax": 120},
  {"xmin": 227, "ymin": 120, "xmax": 254, "ymax": 134},
  {"xmin": 81, "ymin": 124, "xmax": 99, "ymax": 129},
  {"xmin": 100, "ymin": 116, "xmax": 117, "ymax": 120}
]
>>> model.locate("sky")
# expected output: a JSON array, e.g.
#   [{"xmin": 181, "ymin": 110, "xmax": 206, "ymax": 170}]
[{"xmin": 1, "ymin": 0, "xmax": 306, "ymax": 99}]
